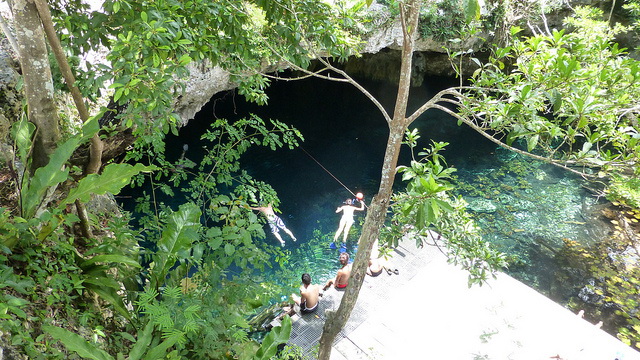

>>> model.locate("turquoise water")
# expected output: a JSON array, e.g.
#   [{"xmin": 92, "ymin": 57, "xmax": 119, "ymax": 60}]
[{"xmin": 132, "ymin": 73, "xmax": 610, "ymax": 310}]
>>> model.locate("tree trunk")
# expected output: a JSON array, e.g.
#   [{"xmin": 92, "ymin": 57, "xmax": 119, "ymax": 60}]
[
  {"xmin": 34, "ymin": 0, "xmax": 102, "ymax": 239},
  {"xmin": 12, "ymin": 0, "xmax": 60, "ymax": 173},
  {"xmin": 316, "ymin": 1, "xmax": 420, "ymax": 359},
  {"xmin": 316, "ymin": 122, "xmax": 406, "ymax": 359}
]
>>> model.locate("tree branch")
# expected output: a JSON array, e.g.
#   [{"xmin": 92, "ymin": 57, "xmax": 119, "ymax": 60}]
[{"xmin": 0, "ymin": 11, "xmax": 19, "ymax": 55}]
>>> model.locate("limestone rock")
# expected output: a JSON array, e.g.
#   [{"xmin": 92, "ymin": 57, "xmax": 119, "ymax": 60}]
[
  {"xmin": 467, "ymin": 197, "xmax": 498, "ymax": 213},
  {"xmin": 174, "ymin": 61, "xmax": 232, "ymax": 126}
]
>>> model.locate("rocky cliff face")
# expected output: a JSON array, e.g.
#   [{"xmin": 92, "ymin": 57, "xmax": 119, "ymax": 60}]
[
  {"xmin": 171, "ymin": 3, "xmax": 480, "ymax": 123},
  {"xmin": 173, "ymin": 61, "xmax": 232, "ymax": 126},
  {"xmin": 172, "ymin": 0, "xmax": 631, "ymax": 125},
  {"xmin": 0, "ymin": 48, "xmax": 20, "ymax": 144}
]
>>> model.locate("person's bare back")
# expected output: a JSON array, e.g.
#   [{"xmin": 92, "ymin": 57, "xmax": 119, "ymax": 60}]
[
  {"xmin": 300, "ymin": 283, "xmax": 320, "ymax": 309},
  {"xmin": 292, "ymin": 273, "xmax": 321, "ymax": 314}
]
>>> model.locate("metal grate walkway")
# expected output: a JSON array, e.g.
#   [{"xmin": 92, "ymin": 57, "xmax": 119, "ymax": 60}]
[{"xmin": 286, "ymin": 233, "xmax": 436, "ymax": 358}]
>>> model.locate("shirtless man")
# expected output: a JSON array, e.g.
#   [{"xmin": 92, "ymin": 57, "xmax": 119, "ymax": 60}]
[
  {"xmin": 291, "ymin": 273, "xmax": 321, "ymax": 314},
  {"xmin": 333, "ymin": 199, "xmax": 365, "ymax": 245},
  {"xmin": 323, "ymin": 252, "xmax": 352, "ymax": 290},
  {"xmin": 251, "ymin": 203, "xmax": 296, "ymax": 246}
]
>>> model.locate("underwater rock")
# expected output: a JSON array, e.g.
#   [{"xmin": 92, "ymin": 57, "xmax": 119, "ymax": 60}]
[
  {"xmin": 533, "ymin": 169, "xmax": 546, "ymax": 181},
  {"xmin": 610, "ymin": 246, "xmax": 640, "ymax": 269},
  {"xmin": 466, "ymin": 198, "xmax": 497, "ymax": 213},
  {"xmin": 578, "ymin": 279, "xmax": 605, "ymax": 304}
]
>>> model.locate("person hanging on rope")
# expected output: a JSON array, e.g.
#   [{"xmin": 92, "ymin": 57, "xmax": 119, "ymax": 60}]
[
  {"xmin": 251, "ymin": 203, "xmax": 296, "ymax": 246},
  {"xmin": 332, "ymin": 195, "xmax": 365, "ymax": 247}
]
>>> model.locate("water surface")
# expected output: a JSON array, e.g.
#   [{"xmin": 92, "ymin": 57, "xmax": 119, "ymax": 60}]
[{"xmin": 152, "ymin": 73, "xmax": 609, "ymax": 307}]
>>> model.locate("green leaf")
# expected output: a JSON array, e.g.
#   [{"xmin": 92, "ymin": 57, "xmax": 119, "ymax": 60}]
[
  {"xmin": 209, "ymin": 236, "xmax": 223, "ymax": 250},
  {"xmin": 80, "ymin": 115, "xmax": 100, "ymax": 142},
  {"xmin": 462, "ymin": 0, "xmax": 481, "ymax": 24},
  {"xmin": 21, "ymin": 136, "xmax": 79, "ymax": 218},
  {"xmin": 253, "ymin": 316, "xmax": 291, "ymax": 359},
  {"xmin": 505, "ymin": 131, "xmax": 518, "ymax": 146},
  {"xmin": 548, "ymin": 89, "xmax": 562, "ymax": 112},
  {"xmin": 143, "ymin": 332, "xmax": 182, "ymax": 360},
  {"xmin": 128, "ymin": 322, "xmax": 154, "ymax": 360},
  {"xmin": 84, "ymin": 282, "xmax": 132, "ymax": 320},
  {"xmin": 81, "ymin": 254, "xmax": 141, "ymax": 269},
  {"xmin": 527, "ymin": 134, "xmax": 539, "ymax": 152},
  {"xmin": 42, "ymin": 325, "xmax": 114, "ymax": 360},
  {"xmin": 576, "ymin": 116, "xmax": 588, "ymax": 129},
  {"xmin": 430, "ymin": 198, "xmax": 441, "ymax": 219},
  {"xmin": 434, "ymin": 199, "xmax": 454, "ymax": 213},
  {"xmin": 520, "ymin": 84, "xmax": 531, "ymax": 101},
  {"xmin": 61, "ymin": 163, "xmax": 155, "ymax": 207},
  {"xmin": 177, "ymin": 54, "xmax": 192, "ymax": 66},
  {"xmin": 114, "ymin": 87, "xmax": 124, "ymax": 103},
  {"xmin": 224, "ymin": 243, "xmax": 235, "ymax": 256},
  {"xmin": 151, "ymin": 203, "xmax": 202, "ymax": 289},
  {"xmin": 425, "ymin": 202, "xmax": 436, "ymax": 225},
  {"xmin": 84, "ymin": 276, "xmax": 121, "ymax": 290},
  {"xmin": 11, "ymin": 117, "xmax": 35, "ymax": 166}
]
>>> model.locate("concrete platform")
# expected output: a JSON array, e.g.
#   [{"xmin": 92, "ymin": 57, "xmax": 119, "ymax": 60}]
[{"xmin": 287, "ymin": 234, "xmax": 640, "ymax": 360}]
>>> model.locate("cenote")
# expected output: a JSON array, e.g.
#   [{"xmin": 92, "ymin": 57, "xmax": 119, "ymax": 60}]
[{"xmin": 120, "ymin": 70, "xmax": 612, "ymax": 330}]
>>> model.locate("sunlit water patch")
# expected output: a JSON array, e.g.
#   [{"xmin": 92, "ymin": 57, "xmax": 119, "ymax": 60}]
[{"xmin": 453, "ymin": 147, "xmax": 609, "ymax": 302}]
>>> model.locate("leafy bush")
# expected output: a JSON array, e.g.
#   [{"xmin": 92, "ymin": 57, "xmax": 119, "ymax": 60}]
[
  {"xmin": 418, "ymin": 0, "xmax": 467, "ymax": 41},
  {"xmin": 385, "ymin": 130, "xmax": 507, "ymax": 287},
  {"xmin": 607, "ymin": 175, "xmax": 640, "ymax": 209}
]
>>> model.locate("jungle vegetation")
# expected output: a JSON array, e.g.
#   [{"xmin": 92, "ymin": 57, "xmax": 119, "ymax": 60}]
[{"xmin": 0, "ymin": 0, "xmax": 638, "ymax": 359}]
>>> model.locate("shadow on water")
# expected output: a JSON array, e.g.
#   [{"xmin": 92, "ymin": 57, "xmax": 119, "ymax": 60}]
[{"xmin": 121, "ymin": 72, "xmax": 611, "ymax": 311}]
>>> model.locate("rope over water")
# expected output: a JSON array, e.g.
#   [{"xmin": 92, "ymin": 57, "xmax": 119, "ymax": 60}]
[{"xmin": 299, "ymin": 146, "xmax": 365, "ymax": 205}]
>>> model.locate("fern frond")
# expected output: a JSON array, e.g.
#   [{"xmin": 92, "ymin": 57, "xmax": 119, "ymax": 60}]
[
  {"xmin": 231, "ymin": 329, "xmax": 249, "ymax": 343},
  {"xmin": 160, "ymin": 328, "xmax": 186, "ymax": 346},
  {"xmin": 135, "ymin": 288, "xmax": 158, "ymax": 308},
  {"xmin": 163, "ymin": 286, "xmax": 182, "ymax": 300},
  {"xmin": 155, "ymin": 312, "xmax": 175, "ymax": 330},
  {"xmin": 182, "ymin": 319, "xmax": 200, "ymax": 333},
  {"xmin": 184, "ymin": 305, "xmax": 202, "ymax": 320}
]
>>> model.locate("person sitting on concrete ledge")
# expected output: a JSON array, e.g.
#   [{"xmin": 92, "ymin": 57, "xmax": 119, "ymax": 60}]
[
  {"xmin": 324, "ymin": 252, "xmax": 352, "ymax": 290},
  {"xmin": 292, "ymin": 273, "xmax": 321, "ymax": 314},
  {"xmin": 367, "ymin": 257, "xmax": 384, "ymax": 277},
  {"xmin": 366, "ymin": 239, "xmax": 384, "ymax": 277}
]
